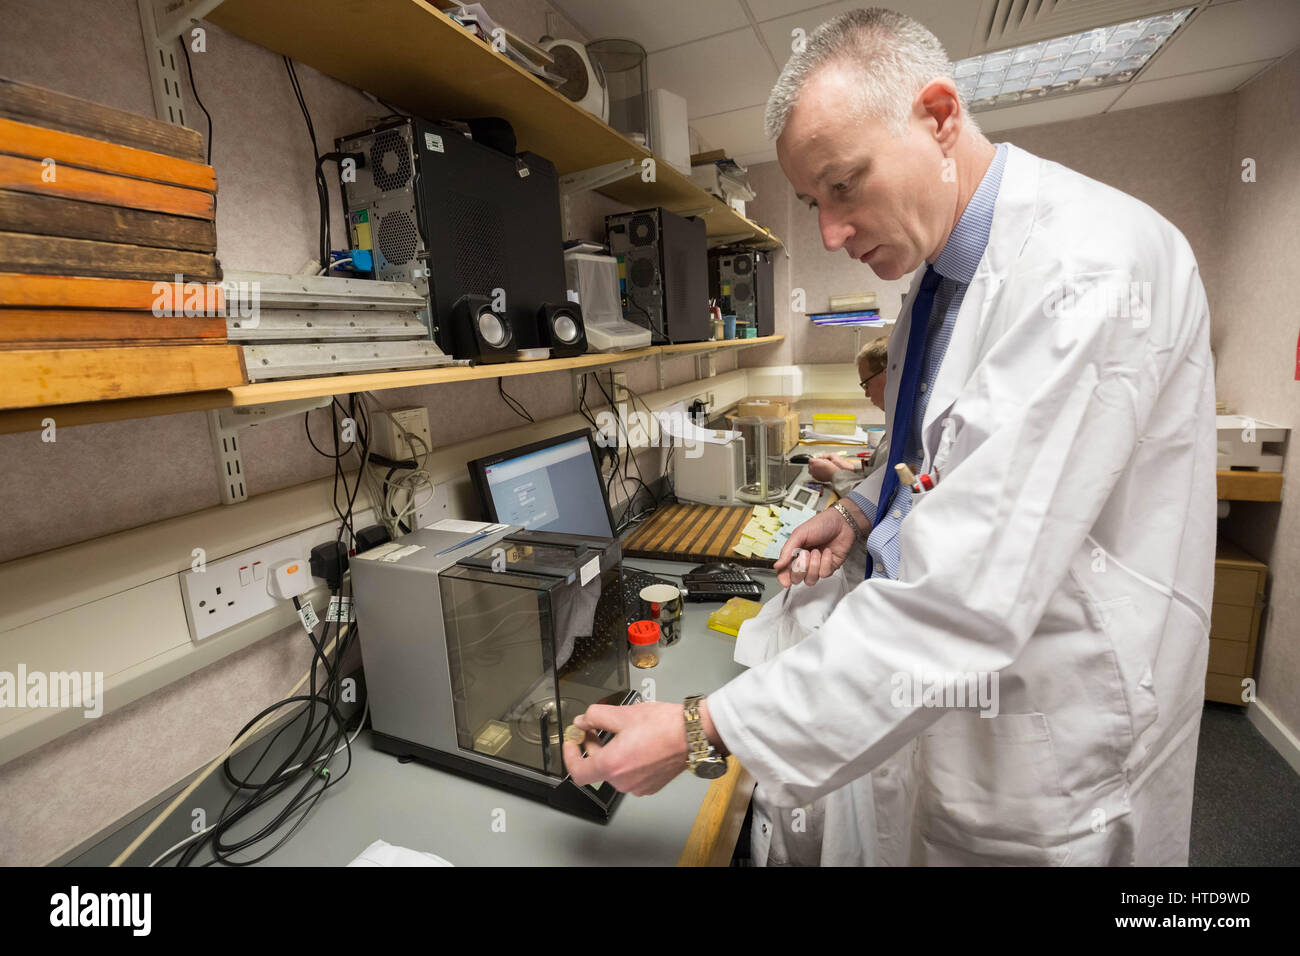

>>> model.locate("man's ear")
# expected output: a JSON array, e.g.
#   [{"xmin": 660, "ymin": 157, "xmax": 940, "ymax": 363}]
[{"xmin": 917, "ymin": 78, "xmax": 963, "ymax": 150}]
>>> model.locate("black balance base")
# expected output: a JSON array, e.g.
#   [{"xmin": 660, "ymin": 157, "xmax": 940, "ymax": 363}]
[{"xmin": 370, "ymin": 729, "xmax": 624, "ymax": 824}]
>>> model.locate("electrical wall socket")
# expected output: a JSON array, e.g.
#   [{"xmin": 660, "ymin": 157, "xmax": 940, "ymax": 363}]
[
  {"xmin": 179, "ymin": 510, "xmax": 374, "ymax": 642},
  {"xmin": 371, "ymin": 406, "xmax": 432, "ymax": 460}
]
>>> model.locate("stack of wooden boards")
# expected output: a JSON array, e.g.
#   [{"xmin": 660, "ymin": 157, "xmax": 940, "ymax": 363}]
[{"xmin": 0, "ymin": 77, "xmax": 246, "ymax": 410}]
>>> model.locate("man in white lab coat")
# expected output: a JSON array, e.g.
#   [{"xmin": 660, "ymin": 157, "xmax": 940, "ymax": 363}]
[{"xmin": 565, "ymin": 8, "xmax": 1215, "ymax": 866}]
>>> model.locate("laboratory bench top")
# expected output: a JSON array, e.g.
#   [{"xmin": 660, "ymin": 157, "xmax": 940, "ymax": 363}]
[{"xmin": 105, "ymin": 556, "xmax": 772, "ymax": 868}]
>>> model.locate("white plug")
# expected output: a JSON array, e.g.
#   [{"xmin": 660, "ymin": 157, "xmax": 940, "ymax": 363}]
[{"xmin": 267, "ymin": 558, "xmax": 313, "ymax": 600}]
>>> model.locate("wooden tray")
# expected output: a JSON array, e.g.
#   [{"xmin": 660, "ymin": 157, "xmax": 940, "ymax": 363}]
[{"xmin": 622, "ymin": 503, "xmax": 775, "ymax": 569}]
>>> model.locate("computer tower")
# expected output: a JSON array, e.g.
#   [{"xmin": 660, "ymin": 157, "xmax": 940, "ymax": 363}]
[
  {"xmin": 709, "ymin": 248, "xmax": 774, "ymax": 337},
  {"xmin": 336, "ymin": 118, "xmax": 567, "ymax": 358},
  {"xmin": 605, "ymin": 207, "xmax": 709, "ymax": 344}
]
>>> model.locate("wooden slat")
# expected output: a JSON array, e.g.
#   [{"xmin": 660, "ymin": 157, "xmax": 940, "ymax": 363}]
[
  {"xmin": 0, "ymin": 191, "xmax": 216, "ymax": 252},
  {"xmin": 0, "ymin": 309, "xmax": 226, "ymax": 346},
  {"xmin": 0, "ymin": 155, "xmax": 214, "ymax": 218},
  {"xmin": 0, "ymin": 77, "xmax": 205, "ymax": 163},
  {"xmin": 0, "ymin": 389, "xmax": 234, "ymax": 435},
  {"xmin": 1216, "ymin": 469, "xmax": 1283, "ymax": 501},
  {"xmin": 0, "ymin": 274, "xmax": 224, "ymax": 311},
  {"xmin": 0, "ymin": 345, "xmax": 247, "ymax": 408},
  {"xmin": 678, "ymin": 757, "xmax": 755, "ymax": 867},
  {"xmin": 0, "ymin": 117, "xmax": 216, "ymax": 191},
  {"xmin": 0, "ymin": 232, "xmax": 220, "ymax": 282}
]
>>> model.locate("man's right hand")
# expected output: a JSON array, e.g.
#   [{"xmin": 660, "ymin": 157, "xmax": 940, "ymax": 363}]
[
  {"xmin": 807, "ymin": 454, "xmax": 840, "ymax": 482},
  {"xmin": 772, "ymin": 500, "xmax": 865, "ymax": 587}
]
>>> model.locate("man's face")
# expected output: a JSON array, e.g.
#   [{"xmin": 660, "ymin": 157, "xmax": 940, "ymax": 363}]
[
  {"xmin": 778, "ymin": 63, "xmax": 957, "ymax": 280},
  {"xmin": 858, "ymin": 360, "xmax": 886, "ymax": 410}
]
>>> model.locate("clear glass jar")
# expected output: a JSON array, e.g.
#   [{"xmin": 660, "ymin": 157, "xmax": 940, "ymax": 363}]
[{"xmin": 627, "ymin": 620, "xmax": 661, "ymax": 669}]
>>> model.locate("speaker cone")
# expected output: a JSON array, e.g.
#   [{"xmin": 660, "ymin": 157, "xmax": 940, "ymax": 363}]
[{"xmin": 477, "ymin": 307, "xmax": 510, "ymax": 348}]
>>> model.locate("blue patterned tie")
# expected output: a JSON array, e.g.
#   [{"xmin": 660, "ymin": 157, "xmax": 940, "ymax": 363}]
[{"xmin": 867, "ymin": 264, "xmax": 942, "ymax": 579}]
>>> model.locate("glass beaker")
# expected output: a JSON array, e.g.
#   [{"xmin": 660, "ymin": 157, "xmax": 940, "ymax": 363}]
[{"xmin": 732, "ymin": 415, "xmax": 787, "ymax": 504}]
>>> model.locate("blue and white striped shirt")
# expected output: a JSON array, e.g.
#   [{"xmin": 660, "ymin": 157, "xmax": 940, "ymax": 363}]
[{"xmin": 847, "ymin": 143, "xmax": 1008, "ymax": 580}]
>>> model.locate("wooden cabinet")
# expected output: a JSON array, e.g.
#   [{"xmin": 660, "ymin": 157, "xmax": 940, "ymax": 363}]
[{"xmin": 1205, "ymin": 541, "xmax": 1268, "ymax": 705}]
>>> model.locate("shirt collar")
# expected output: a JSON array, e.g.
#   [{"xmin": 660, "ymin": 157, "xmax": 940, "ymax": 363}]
[{"xmin": 932, "ymin": 142, "xmax": 1008, "ymax": 285}]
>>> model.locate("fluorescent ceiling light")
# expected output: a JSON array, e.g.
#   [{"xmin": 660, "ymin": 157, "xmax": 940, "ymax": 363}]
[{"xmin": 954, "ymin": 7, "xmax": 1194, "ymax": 110}]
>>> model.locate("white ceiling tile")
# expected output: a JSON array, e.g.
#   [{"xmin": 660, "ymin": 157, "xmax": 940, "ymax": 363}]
[
  {"xmin": 973, "ymin": 87, "xmax": 1127, "ymax": 133},
  {"xmin": 1108, "ymin": 59, "xmax": 1277, "ymax": 111},
  {"xmin": 756, "ymin": 0, "xmax": 988, "ymax": 67},
  {"xmin": 1140, "ymin": 0, "xmax": 1300, "ymax": 80},
  {"xmin": 648, "ymin": 29, "xmax": 780, "ymax": 118},
  {"xmin": 746, "ymin": 0, "xmax": 834, "ymax": 21},
  {"xmin": 550, "ymin": 0, "xmax": 750, "ymax": 53},
  {"xmin": 689, "ymin": 104, "xmax": 770, "ymax": 162}
]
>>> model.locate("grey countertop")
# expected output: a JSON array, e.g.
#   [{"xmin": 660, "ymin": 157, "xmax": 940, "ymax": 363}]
[
  {"xmin": 150, "ymin": 556, "xmax": 771, "ymax": 867},
  {"xmin": 255, "ymin": 557, "xmax": 767, "ymax": 866}
]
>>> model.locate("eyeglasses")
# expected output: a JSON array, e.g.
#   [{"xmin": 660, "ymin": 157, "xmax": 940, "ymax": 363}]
[{"xmin": 859, "ymin": 369, "xmax": 885, "ymax": 391}]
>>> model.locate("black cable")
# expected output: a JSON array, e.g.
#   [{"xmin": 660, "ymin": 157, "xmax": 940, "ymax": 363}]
[
  {"xmin": 624, "ymin": 380, "xmax": 675, "ymax": 504},
  {"xmin": 497, "ymin": 377, "xmax": 535, "ymax": 423},
  {"xmin": 305, "ymin": 410, "xmax": 346, "ymax": 459},
  {"xmin": 179, "ymin": 37, "xmax": 213, "ymax": 165},
  {"xmin": 316, "ymin": 152, "xmax": 365, "ymax": 273},
  {"xmin": 169, "ymin": 394, "xmax": 373, "ymax": 866},
  {"xmin": 627, "ymin": 294, "xmax": 671, "ymax": 345},
  {"xmin": 284, "ymin": 56, "xmax": 330, "ymax": 269},
  {"xmin": 592, "ymin": 371, "xmax": 655, "ymax": 532}
]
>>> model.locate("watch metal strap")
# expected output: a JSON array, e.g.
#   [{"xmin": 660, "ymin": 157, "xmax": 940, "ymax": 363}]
[
  {"xmin": 683, "ymin": 695, "xmax": 713, "ymax": 765},
  {"xmin": 833, "ymin": 500, "xmax": 864, "ymax": 539}
]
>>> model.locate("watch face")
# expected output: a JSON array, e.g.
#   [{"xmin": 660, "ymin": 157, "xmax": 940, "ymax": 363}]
[{"xmin": 698, "ymin": 759, "xmax": 728, "ymax": 779}]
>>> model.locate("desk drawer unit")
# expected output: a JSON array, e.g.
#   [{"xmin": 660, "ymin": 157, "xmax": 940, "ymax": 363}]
[{"xmin": 1205, "ymin": 542, "xmax": 1267, "ymax": 705}]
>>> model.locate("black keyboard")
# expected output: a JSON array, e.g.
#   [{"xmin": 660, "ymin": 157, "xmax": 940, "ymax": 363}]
[{"xmin": 682, "ymin": 566, "xmax": 764, "ymax": 603}]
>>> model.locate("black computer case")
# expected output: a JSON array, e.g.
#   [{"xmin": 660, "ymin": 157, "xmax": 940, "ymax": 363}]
[
  {"xmin": 605, "ymin": 207, "xmax": 709, "ymax": 344},
  {"xmin": 709, "ymin": 248, "xmax": 775, "ymax": 338},
  {"xmin": 336, "ymin": 118, "xmax": 567, "ymax": 356}
]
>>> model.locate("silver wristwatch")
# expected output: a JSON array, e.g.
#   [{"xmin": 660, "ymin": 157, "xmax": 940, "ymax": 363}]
[
  {"xmin": 832, "ymin": 500, "xmax": 865, "ymax": 539},
  {"xmin": 683, "ymin": 695, "xmax": 727, "ymax": 779}
]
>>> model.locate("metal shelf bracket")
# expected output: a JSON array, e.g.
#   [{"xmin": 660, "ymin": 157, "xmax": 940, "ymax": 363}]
[{"xmin": 207, "ymin": 396, "xmax": 332, "ymax": 504}]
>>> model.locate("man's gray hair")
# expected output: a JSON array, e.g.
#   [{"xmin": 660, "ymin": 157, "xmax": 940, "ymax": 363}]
[{"xmin": 764, "ymin": 7, "xmax": 977, "ymax": 140}]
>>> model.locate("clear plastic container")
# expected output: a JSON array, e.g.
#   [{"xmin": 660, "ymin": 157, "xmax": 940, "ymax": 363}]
[
  {"xmin": 627, "ymin": 620, "xmax": 661, "ymax": 668},
  {"xmin": 732, "ymin": 415, "xmax": 787, "ymax": 503},
  {"xmin": 587, "ymin": 39, "xmax": 649, "ymax": 145}
]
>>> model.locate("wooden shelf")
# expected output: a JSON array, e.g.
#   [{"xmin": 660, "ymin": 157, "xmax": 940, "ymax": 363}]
[
  {"xmin": 658, "ymin": 335, "xmax": 782, "ymax": 355},
  {"xmin": 0, "ymin": 335, "xmax": 783, "ymax": 434},
  {"xmin": 1217, "ymin": 469, "xmax": 1283, "ymax": 502},
  {"xmin": 205, "ymin": 0, "xmax": 783, "ymax": 248}
]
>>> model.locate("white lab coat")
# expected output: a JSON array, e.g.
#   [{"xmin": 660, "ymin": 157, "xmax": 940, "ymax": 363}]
[{"xmin": 715, "ymin": 143, "xmax": 1216, "ymax": 866}]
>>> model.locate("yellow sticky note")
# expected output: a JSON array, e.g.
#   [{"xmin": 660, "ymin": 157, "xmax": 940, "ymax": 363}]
[
  {"xmin": 742, "ymin": 520, "xmax": 764, "ymax": 538},
  {"xmin": 752, "ymin": 506, "xmax": 767, "ymax": 519},
  {"xmin": 733, "ymin": 540, "xmax": 754, "ymax": 557}
]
